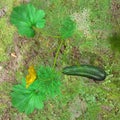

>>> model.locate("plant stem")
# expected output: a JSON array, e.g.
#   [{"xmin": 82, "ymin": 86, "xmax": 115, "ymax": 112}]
[{"xmin": 53, "ymin": 40, "xmax": 64, "ymax": 68}]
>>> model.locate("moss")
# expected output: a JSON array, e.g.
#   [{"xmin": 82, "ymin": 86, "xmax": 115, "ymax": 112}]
[{"xmin": 109, "ymin": 32, "xmax": 120, "ymax": 52}]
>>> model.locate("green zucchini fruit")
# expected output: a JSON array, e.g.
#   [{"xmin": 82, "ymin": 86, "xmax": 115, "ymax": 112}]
[{"xmin": 62, "ymin": 65, "xmax": 107, "ymax": 80}]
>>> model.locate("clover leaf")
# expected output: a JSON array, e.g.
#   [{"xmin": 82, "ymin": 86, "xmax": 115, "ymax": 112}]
[
  {"xmin": 60, "ymin": 17, "xmax": 76, "ymax": 39},
  {"xmin": 10, "ymin": 4, "xmax": 45, "ymax": 38}
]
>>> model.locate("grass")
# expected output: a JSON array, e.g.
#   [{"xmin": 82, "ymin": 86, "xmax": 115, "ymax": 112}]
[
  {"xmin": 0, "ymin": 82, "xmax": 12, "ymax": 118},
  {"xmin": 0, "ymin": 0, "xmax": 120, "ymax": 119},
  {"xmin": 0, "ymin": 0, "xmax": 16, "ymax": 62},
  {"xmin": 0, "ymin": 18, "xmax": 15, "ymax": 62}
]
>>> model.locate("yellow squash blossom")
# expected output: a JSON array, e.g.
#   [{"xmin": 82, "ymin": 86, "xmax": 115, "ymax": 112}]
[{"xmin": 26, "ymin": 66, "xmax": 36, "ymax": 88}]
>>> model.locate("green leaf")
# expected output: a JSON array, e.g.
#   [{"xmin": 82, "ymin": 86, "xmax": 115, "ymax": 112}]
[
  {"xmin": 11, "ymin": 80, "xmax": 44, "ymax": 114},
  {"xmin": 34, "ymin": 10, "xmax": 45, "ymax": 22},
  {"xmin": 35, "ymin": 66, "xmax": 61, "ymax": 98},
  {"xmin": 36, "ymin": 19, "xmax": 46, "ymax": 28},
  {"xmin": 60, "ymin": 17, "xmax": 76, "ymax": 39},
  {"xmin": 10, "ymin": 4, "xmax": 45, "ymax": 38},
  {"xmin": 18, "ymin": 26, "xmax": 35, "ymax": 38},
  {"xmin": 32, "ymin": 95, "xmax": 44, "ymax": 109}
]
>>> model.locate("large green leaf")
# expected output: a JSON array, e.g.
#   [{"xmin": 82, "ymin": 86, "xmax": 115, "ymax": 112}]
[
  {"xmin": 35, "ymin": 66, "xmax": 61, "ymax": 98},
  {"xmin": 10, "ymin": 4, "xmax": 45, "ymax": 38},
  {"xmin": 11, "ymin": 79, "xmax": 45, "ymax": 114},
  {"xmin": 60, "ymin": 17, "xmax": 76, "ymax": 39}
]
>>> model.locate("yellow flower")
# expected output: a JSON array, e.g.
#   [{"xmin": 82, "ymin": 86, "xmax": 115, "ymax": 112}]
[{"xmin": 26, "ymin": 66, "xmax": 36, "ymax": 88}]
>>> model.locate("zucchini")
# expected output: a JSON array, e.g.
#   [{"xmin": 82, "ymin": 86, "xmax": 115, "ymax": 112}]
[{"xmin": 62, "ymin": 65, "xmax": 107, "ymax": 80}]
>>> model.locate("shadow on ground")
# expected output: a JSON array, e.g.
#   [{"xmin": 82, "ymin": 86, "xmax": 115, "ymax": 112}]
[{"xmin": 108, "ymin": 32, "xmax": 120, "ymax": 52}]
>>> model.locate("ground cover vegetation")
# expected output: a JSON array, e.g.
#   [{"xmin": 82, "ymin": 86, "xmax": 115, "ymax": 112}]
[{"xmin": 0, "ymin": 0, "xmax": 120, "ymax": 120}]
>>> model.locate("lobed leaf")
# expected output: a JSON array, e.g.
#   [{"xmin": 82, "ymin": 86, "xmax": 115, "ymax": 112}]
[
  {"xmin": 10, "ymin": 4, "xmax": 45, "ymax": 38},
  {"xmin": 60, "ymin": 17, "xmax": 76, "ymax": 39}
]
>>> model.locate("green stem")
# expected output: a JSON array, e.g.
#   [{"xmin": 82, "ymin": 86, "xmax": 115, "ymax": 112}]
[{"xmin": 53, "ymin": 40, "xmax": 64, "ymax": 68}]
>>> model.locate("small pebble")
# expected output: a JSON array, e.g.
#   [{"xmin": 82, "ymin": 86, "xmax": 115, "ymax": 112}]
[{"xmin": 0, "ymin": 66, "xmax": 3, "ymax": 71}]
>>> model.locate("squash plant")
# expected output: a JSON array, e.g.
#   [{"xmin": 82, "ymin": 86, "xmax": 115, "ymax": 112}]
[
  {"xmin": 53, "ymin": 17, "xmax": 76, "ymax": 67},
  {"xmin": 10, "ymin": 3, "xmax": 106, "ymax": 115},
  {"xmin": 11, "ymin": 65, "xmax": 61, "ymax": 114}
]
